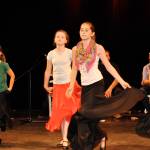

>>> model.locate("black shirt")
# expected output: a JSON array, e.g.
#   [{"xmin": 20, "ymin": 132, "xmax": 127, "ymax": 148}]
[{"xmin": 98, "ymin": 61, "xmax": 123, "ymax": 95}]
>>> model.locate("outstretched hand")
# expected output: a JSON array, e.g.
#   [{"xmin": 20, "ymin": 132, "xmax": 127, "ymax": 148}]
[{"xmin": 121, "ymin": 81, "xmax": 131, "ymax": 89}]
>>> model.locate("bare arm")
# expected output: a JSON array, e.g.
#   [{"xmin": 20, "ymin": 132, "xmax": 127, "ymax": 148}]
[
  {"xmin": 141, "ymin": 67, "xmax": 150, "ymax": 86},
  {"xmin": 66, "ymin": 46, "xmax": 78, "ymax": 97},
  {"xmin": 98, "ymin": 45, "xmax": 131, "ymax": 89},
  {"xmin": 44, "ymin": 60, "xmax": 53, "ymax": 94},
  {"xmin": 141, "ymin": 79, "xmax": 150, "ymax": 86},
  {"xmin": 7, "ymin": 68, "xmax": 15, "ymax": 92},
  {"xmin": 105, "ymin": 79, "xmax": 118, "ymax": 97}
]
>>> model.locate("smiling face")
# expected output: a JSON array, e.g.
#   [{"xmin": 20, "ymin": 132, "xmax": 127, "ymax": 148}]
[
  {"xmin": 54, "ymin": 31, "xmax": 68, "ymax": 46},
  {"xmin": 79, "ymin": 22, "xmax": 95, "ymax": 40}
]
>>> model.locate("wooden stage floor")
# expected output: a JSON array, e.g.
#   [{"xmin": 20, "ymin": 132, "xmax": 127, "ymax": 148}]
[{"xmin": 0, "ymin": 117, "xmax": 150, "ymax": 150}]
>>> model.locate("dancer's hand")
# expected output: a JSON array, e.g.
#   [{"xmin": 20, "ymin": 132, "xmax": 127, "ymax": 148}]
[
  {"xmin": 7, "ymin": 87, "xmax": 12, "ymax": 92},
  {"xmin": 104, "ymin": 88, "xmax": 112, "ymax": 98},
  {"xmin": 121, "ymin": 81, "xmax": 131, "ymax": 89},
  {"xmin": 66, "ymin": 87, "xmax": 73, "ymax": 98},
  {"xmin": 44, "ymin": 87, "xmax": 53, "ymax": 94}
]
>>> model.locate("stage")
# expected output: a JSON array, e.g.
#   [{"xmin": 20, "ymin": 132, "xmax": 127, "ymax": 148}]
[{"xmin": 0, "ymin": 117, "xmax": 150, "ymax": 150}]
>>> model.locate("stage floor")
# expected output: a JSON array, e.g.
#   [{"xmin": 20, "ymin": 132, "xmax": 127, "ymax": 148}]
[{"xmin": 0, "ymin": 117, "xmax": 150, "ymax": 150}]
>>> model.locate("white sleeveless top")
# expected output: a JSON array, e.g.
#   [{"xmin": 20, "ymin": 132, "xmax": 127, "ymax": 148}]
[
  {"xmin": 47, "ymin": 48, "xmax": 72, "ymax": 84},
  {"xmin": 79, "ymin": 56, "xmax": 103, "ymax": 86}
]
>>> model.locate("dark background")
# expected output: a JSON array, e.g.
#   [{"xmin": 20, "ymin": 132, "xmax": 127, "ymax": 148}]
[{"xmin": 0, "ymin": 0, "xmax": 150, "ymax": 113}]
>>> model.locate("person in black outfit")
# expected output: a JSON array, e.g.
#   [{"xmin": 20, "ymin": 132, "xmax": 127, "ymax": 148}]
[
  {"xmin": 98, "ymin": 49, "xmax": 123, "ymax": 98},
  {"xmin": 141, "ymin": 52, "xmax": 150, "ymax": 113},
  {"xmin": 135, "ymin": 53, "xmax": 150, "ymax": 137},
  {"xmin": 98, "ymin": 50, "xmax": 123, "ymax": 119},
  {"xmin": 132, "ymin": 53, "xmax": 150, "ymax": 116}
]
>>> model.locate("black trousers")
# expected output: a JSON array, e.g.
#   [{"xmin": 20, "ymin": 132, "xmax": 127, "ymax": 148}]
[
  {"xmin": 0, "ymin": 90, "xmax": 11, "ymax": 131},
  {"xmin": 141, "ymin": 86, "xmax": 150, "ymax": 112}
]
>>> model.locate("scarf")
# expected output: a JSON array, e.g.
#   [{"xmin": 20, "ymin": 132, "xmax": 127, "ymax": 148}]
[{"xmin": 75, "ymin": 39, "xmax": 97, "ymax": 72}]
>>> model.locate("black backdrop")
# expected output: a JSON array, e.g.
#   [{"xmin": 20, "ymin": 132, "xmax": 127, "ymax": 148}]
[{"xmin": 0, "ymin": 0, "xmax": 150, "ymax": 111}]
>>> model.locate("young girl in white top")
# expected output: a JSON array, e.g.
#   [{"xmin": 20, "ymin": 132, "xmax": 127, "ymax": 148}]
[{"xmin": 44, "ymin": 30, "xmax": 80, "ymax": 148}]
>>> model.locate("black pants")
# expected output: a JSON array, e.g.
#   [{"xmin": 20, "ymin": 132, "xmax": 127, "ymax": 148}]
[
  {"xmin": 141, "ymin": 86, "xmax": 150, "ymax": 112},
  {"xmin": 0, "ymin": 90, "xmax": 11, "ymax": 131}
]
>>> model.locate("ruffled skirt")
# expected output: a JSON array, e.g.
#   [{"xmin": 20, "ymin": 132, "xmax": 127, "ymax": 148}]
[
  {"xmin": 68, "ymin": 80, "xmax": 145, "ymax": 150},
  {"xmin": 46, "ymin": 82, "xmax": 81, "ymax": 132}
]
